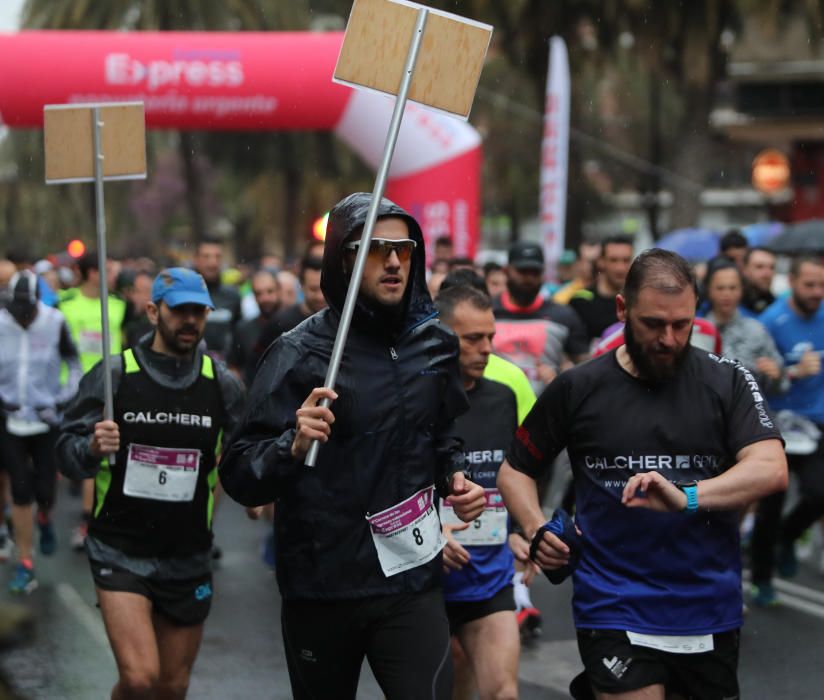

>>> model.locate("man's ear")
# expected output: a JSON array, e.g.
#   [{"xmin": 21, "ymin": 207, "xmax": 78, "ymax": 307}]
[
  {"xmin": 616, "ymin": 294, "xmax": 627, "ymax": 323},
  {"xmin": 146, "ymin": 301, "xmax": 160, "ymax": 326}
]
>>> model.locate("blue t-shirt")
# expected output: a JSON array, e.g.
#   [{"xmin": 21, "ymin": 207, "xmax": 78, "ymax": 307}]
[
  {"xmin": 443, "ymin": 377, "xmax": 517, "ymax": 603},
  {"xmin": 507, "ymin": 349, "xmax": 781, "ymax": 635},
  {"xmin": 760, "ymin": 297, "xmax": 824, "ymax": 423}
]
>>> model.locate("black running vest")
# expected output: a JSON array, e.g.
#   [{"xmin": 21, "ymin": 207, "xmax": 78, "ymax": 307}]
[{"xmin": 89, "ymin": 349, "xmax": 225, "ymax": 558}]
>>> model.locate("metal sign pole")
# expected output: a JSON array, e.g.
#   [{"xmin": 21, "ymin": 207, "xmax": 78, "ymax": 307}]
[
  {"xmin": 91, "ymin": 106, "xmax": 114, "ymax": 426},
  {"xmin": 305, "ymin": 6, "xmax": 429, "ymax": 467}
]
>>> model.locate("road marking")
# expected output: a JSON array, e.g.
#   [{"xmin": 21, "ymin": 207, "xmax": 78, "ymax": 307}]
[
  {"xmin": 743, "ymin": 571, "xmax": 824, "ymax": 620},
  {"xmin": 771, "ymin": 578, "xmax": 824, "ymax": 607},
  {"xmin": 774, "ymin": 592, "xmax": 824, "ymax": 620},
  {"xmin": 55, "ymin": 582, "xmax": 113, "ymax": 654}
]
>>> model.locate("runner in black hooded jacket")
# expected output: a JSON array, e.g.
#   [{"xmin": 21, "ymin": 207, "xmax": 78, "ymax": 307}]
[{"xmin": 219, "ymin": 192, "xmax": 485, "ymax": 700}]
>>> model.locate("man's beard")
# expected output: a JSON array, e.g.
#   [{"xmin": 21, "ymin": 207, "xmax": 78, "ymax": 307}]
[
  {"xmin": 507, "ymin": 278, "xmax": 542, "ymax": 307},
  {"xmin": 792, "ymin": 292, "xmax": 822, "ymax": 317},
  {"xmin": 258, "ymin": 302, "xmax": 280, "ymax": 319},
  {"xmin": 157, "ymin": 318, "xmax": 202, "ymax": 356},
  {"xmin": 624, "ymin": 318, "xmax": 691, "ymax": 385}
]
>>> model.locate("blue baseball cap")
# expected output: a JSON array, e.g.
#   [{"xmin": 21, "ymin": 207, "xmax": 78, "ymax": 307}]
[{"xmin": 151, "ymin": 268, "xmax": 214, "ymax": 309}]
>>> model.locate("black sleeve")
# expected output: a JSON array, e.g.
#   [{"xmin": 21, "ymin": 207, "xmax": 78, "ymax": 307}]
[
  {"xmin": 561, "ymin": 306, "xmax": 590, "ymax": 357},
  {"xmin": 723, "ymin": 360, "xmax": 784, "ymax": 455},
  {"xmin": 432, "ymin": 347, "xmax": 470, "ymax": 498},
  {"xmin": 218, "ymin": 336, "xmax": 309, "ymax": 506},
  {"xmin": 55, "ymin": 357, "xmax": 123, "ymax": 480},
  {"xmin": 214, "ymin": 362, "xmax": 247, "ymax": 440},
  {"xmin": 505, "ymin": 373, "xmax": 571, "ymax": 480},
  {"xmin": 58, "ymin": 320, "xmax": 79, "ymax": 359}
]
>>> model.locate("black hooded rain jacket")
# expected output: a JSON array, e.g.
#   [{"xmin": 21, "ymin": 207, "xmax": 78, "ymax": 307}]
[{"xmin": 219, "ymin": 193, "xmax": 468, "ymax": 600}]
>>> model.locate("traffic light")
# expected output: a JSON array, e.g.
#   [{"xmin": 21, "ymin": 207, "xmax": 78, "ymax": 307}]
[
  {"xmin": 312, "ymin": 212, "xmax": 329, "ymax": 241},
  {"xmin": 67, "ymin": 239, "xmax": 86, "ymax": 258}
]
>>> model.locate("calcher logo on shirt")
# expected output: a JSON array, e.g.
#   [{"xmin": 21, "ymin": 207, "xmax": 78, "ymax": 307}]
[
  {"xmin": 584, "ymin": 454, "xmax": 723, "ymax": 471},
  {"xmin": 122, "ymin": 411, "xmax": 213, "ymax": 428}
]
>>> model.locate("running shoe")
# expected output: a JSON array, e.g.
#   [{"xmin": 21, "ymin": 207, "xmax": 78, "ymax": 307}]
[
  {"xmin": 0, "ymin": 535, "xmax": 12, "ymax": 563},
  {"xmin": 750, "ymin": 582, "xmax": 778, "ymax": 607},
  {"xmin": 70, "ymin": 523, "xmax": 88, "ymax": 552},
  {"xmin": 38, "ymin": 519, "xmax": 56, "ymax": 556},
  {"xmin": 8, "ymin": 563, "xmax": 37, "ymax": 595},
  {"xmin": 777, "ymin": 541, "xmax": 798, "ymax": 578},
  {"xmin": 516, "ymin": 607, "xmax": 543, "ymax": 639}
]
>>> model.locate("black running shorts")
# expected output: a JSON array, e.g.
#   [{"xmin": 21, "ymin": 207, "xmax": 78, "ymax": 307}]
[
  {"xmin": 445, "ymin": 584, "xmax": 516, "ymax": 634},
  {"xmin": 575, "ymin": 628, "xmax": 740, "ymax": 700},
  {"xmin": 90, "ymin": 560, "xmax": 213, "ymax": 626}
]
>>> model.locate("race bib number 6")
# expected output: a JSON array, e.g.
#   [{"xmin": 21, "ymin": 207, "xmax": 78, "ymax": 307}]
[
  {"xmin": 366, "ymin": 486, "xmax": 446, "ymax": 577},
  {"xmin": 123, "ymin": 443, "xmax": 200, "ymax": 502}
]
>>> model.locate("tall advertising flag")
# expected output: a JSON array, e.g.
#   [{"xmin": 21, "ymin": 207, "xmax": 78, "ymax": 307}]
[{"xmin": 540, "ymin": 37, "xmax": 570, "ymax": 282}]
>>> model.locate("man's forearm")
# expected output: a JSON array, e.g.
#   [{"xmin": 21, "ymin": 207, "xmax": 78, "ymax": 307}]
[
  {"xmin": 696, "ymin": 439, "xmax": 787, "ymax": 511},
  {"xmin": 497, "ymin": 461, "xmax": 546, "ymax": 538}
]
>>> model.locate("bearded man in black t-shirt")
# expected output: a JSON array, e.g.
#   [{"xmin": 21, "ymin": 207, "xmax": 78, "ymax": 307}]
[{"xmin": 498, "ymin": 249, "xmax": 788, "ymax": 700}]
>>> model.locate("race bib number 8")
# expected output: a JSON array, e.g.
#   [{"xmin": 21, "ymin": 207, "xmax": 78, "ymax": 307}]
[
  {"xmin": 123, "ymin": 443, "xmax": 200, "ymax": 502},
  {"xmin": 366, "ymin": 486, "xmax": 446, "ymax": 577},
  {"xmin": 441, "ymin": 489, "xmax": 508, "ymax": 546}
]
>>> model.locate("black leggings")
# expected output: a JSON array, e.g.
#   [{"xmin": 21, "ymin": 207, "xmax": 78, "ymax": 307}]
[
  {"xmin": 1, "ymin": 429, "xmax": 58, "ymax": 508},
  {"xmin": 281, "ymin": 589, "xmax": 453, "ymax": 700},
  {"xmin": 751, "ymin": 446, "xmax": 824, "ymax": 584}
]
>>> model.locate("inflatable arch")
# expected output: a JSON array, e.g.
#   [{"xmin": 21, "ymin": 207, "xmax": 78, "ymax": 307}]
[{"xmin": 0, "ymin": 31, "xmax": 482, "ymax": 256}]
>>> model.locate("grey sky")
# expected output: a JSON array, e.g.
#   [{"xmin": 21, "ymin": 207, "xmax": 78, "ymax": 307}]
[{"xmin": 0, "ymin": 0, "xmax": 23, "ymax": 31}]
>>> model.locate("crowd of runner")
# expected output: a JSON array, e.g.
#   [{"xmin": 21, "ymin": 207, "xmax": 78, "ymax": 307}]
[{"xmin": 0, "ymin": 205, "xmax": 821, "ymax": 698}]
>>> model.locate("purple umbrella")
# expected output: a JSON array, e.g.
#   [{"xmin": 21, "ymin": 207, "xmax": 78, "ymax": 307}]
[{"xmin": 655, "ymin": 228, "xmax": 720, "ymax": 262}]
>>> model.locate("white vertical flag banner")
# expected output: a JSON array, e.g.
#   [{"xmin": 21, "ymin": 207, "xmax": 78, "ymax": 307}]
[{"xmin": 540, "ymin": 36, "xmax": 570, "ymax": 282}]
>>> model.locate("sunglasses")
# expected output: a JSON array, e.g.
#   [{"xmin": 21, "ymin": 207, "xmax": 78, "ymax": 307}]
[{"xmin": 343, "ymin": 238, "xmax": 417, "ymax": 263}]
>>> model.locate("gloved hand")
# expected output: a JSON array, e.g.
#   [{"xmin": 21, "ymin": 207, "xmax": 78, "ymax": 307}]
[{"xmin": 529, "ymin": 508, "xmax": 584, "ymax": 585}]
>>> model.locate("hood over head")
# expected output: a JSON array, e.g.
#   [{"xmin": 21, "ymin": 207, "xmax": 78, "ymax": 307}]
[
  {"xmin": 321, "ymin": 193, "xmax": 434, "ymax": 332},
  {"xmin": 7, "ymin": 269, "xmax": 39, "ymax": 327}
]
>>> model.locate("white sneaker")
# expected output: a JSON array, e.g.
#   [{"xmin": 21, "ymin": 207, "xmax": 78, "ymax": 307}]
[
  {"xmin": 70, "ymin": 523, "xmax": 88, "ymax": 551},
  {"xmin": 0, "ymin": 536, "xmax": 12, "ymax": 562}
]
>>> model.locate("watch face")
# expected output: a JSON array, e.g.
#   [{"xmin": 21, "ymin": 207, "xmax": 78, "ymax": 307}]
[{"xmin": 674, "ymin": 480, "xmax": 698, "ymax": 490}]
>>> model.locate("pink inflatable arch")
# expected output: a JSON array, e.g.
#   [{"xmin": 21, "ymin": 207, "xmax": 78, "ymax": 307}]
[{"xmin": 0, "ymin": 31, "xmax": 481, "ymax": 257}]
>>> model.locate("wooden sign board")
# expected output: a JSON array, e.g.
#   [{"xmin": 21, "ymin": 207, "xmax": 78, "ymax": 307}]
[
  {"xmin": 333, "ymin": 0, "xmax": 492, "ymax": 119},
  {"xmin": 44, "ymin": 102, "xmax": 147, "ymax": 184}
]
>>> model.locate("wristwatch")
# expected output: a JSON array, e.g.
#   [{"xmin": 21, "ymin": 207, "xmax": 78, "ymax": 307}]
[{"xmin": 674, "ymin": 480, "xmax": 699, "ymax": 513}]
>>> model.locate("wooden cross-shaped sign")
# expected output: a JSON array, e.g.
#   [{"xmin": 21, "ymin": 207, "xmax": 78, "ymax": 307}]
[
  {"xmin": 333, "ymin": 0, "xmax": 492, "ymax": 119},
  {"xmin": 305, "ymin": 0, "xmax": 492, "ymax": 466},
  {"xmin": 44, "ymin": 102, "xmax": 146, "ymax": 183}
]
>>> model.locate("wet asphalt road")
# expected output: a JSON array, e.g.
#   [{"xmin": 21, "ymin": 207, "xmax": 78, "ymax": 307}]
[{"xmin": 0, "ymin": 481, "xmax": 823, "ymax": 699}]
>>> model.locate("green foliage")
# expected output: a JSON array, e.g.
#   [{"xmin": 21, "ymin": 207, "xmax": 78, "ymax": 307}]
[{"xmin": 0, "ymin": 0, "xmax": 814, "ymax": 258}]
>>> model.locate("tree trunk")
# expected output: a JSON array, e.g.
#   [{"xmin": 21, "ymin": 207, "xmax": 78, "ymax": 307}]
[
  {"xmin": 280, "ymin": 135, "xmax": 302, "ymax": 260},
  {"xmin": 179, "ymin": 131, "xmax": 207, "ymax": 243},
  {"xmin": 668, "ymin": 87, "xmax": 713, "ymax": 230}
]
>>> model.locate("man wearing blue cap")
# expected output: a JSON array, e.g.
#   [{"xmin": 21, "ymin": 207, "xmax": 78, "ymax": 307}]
[{"xmin": 57, "ymin": 267, "xmax": 245, "ymax": 700}]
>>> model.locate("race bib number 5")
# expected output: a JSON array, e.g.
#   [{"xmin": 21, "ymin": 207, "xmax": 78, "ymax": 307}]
[
  {"xmin": 441, "ymin": 489, "xmax": 508, "ymax": 546},
  {"xmin": 366, "ymin": 486, "xmax": 446, "ymax": 577},
  {"xmin": 123, "ymin": 444, "xmax": 200, "ymax": 502}
]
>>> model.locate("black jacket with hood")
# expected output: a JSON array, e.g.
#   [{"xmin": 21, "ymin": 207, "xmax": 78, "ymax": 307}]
[{"xmin": 219, "ymin": 193, "xmax": 468, "ymax": 601}]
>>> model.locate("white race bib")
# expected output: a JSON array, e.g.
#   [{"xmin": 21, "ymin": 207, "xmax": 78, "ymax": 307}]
[
  {"xmin": 123, "ymin": 443, "xmax": 200, "ymax": 502},
  {"xmin": 626, "ymin": 631, "xmax": 714, "ymax": 654},
  {"xmin": 441, "ymin": 489, "xmax": 508, "ymax": 546},
  {"xmin": 77, "ymin": 329, "xmax": 103, "ymax": 355},
  {"xmin": 6, "ymin": 415, "xmax": 49, "ymax": 437},
  {"xmin": 366, "ymin": 486, "xmax": 445, "ymax": 577}
]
